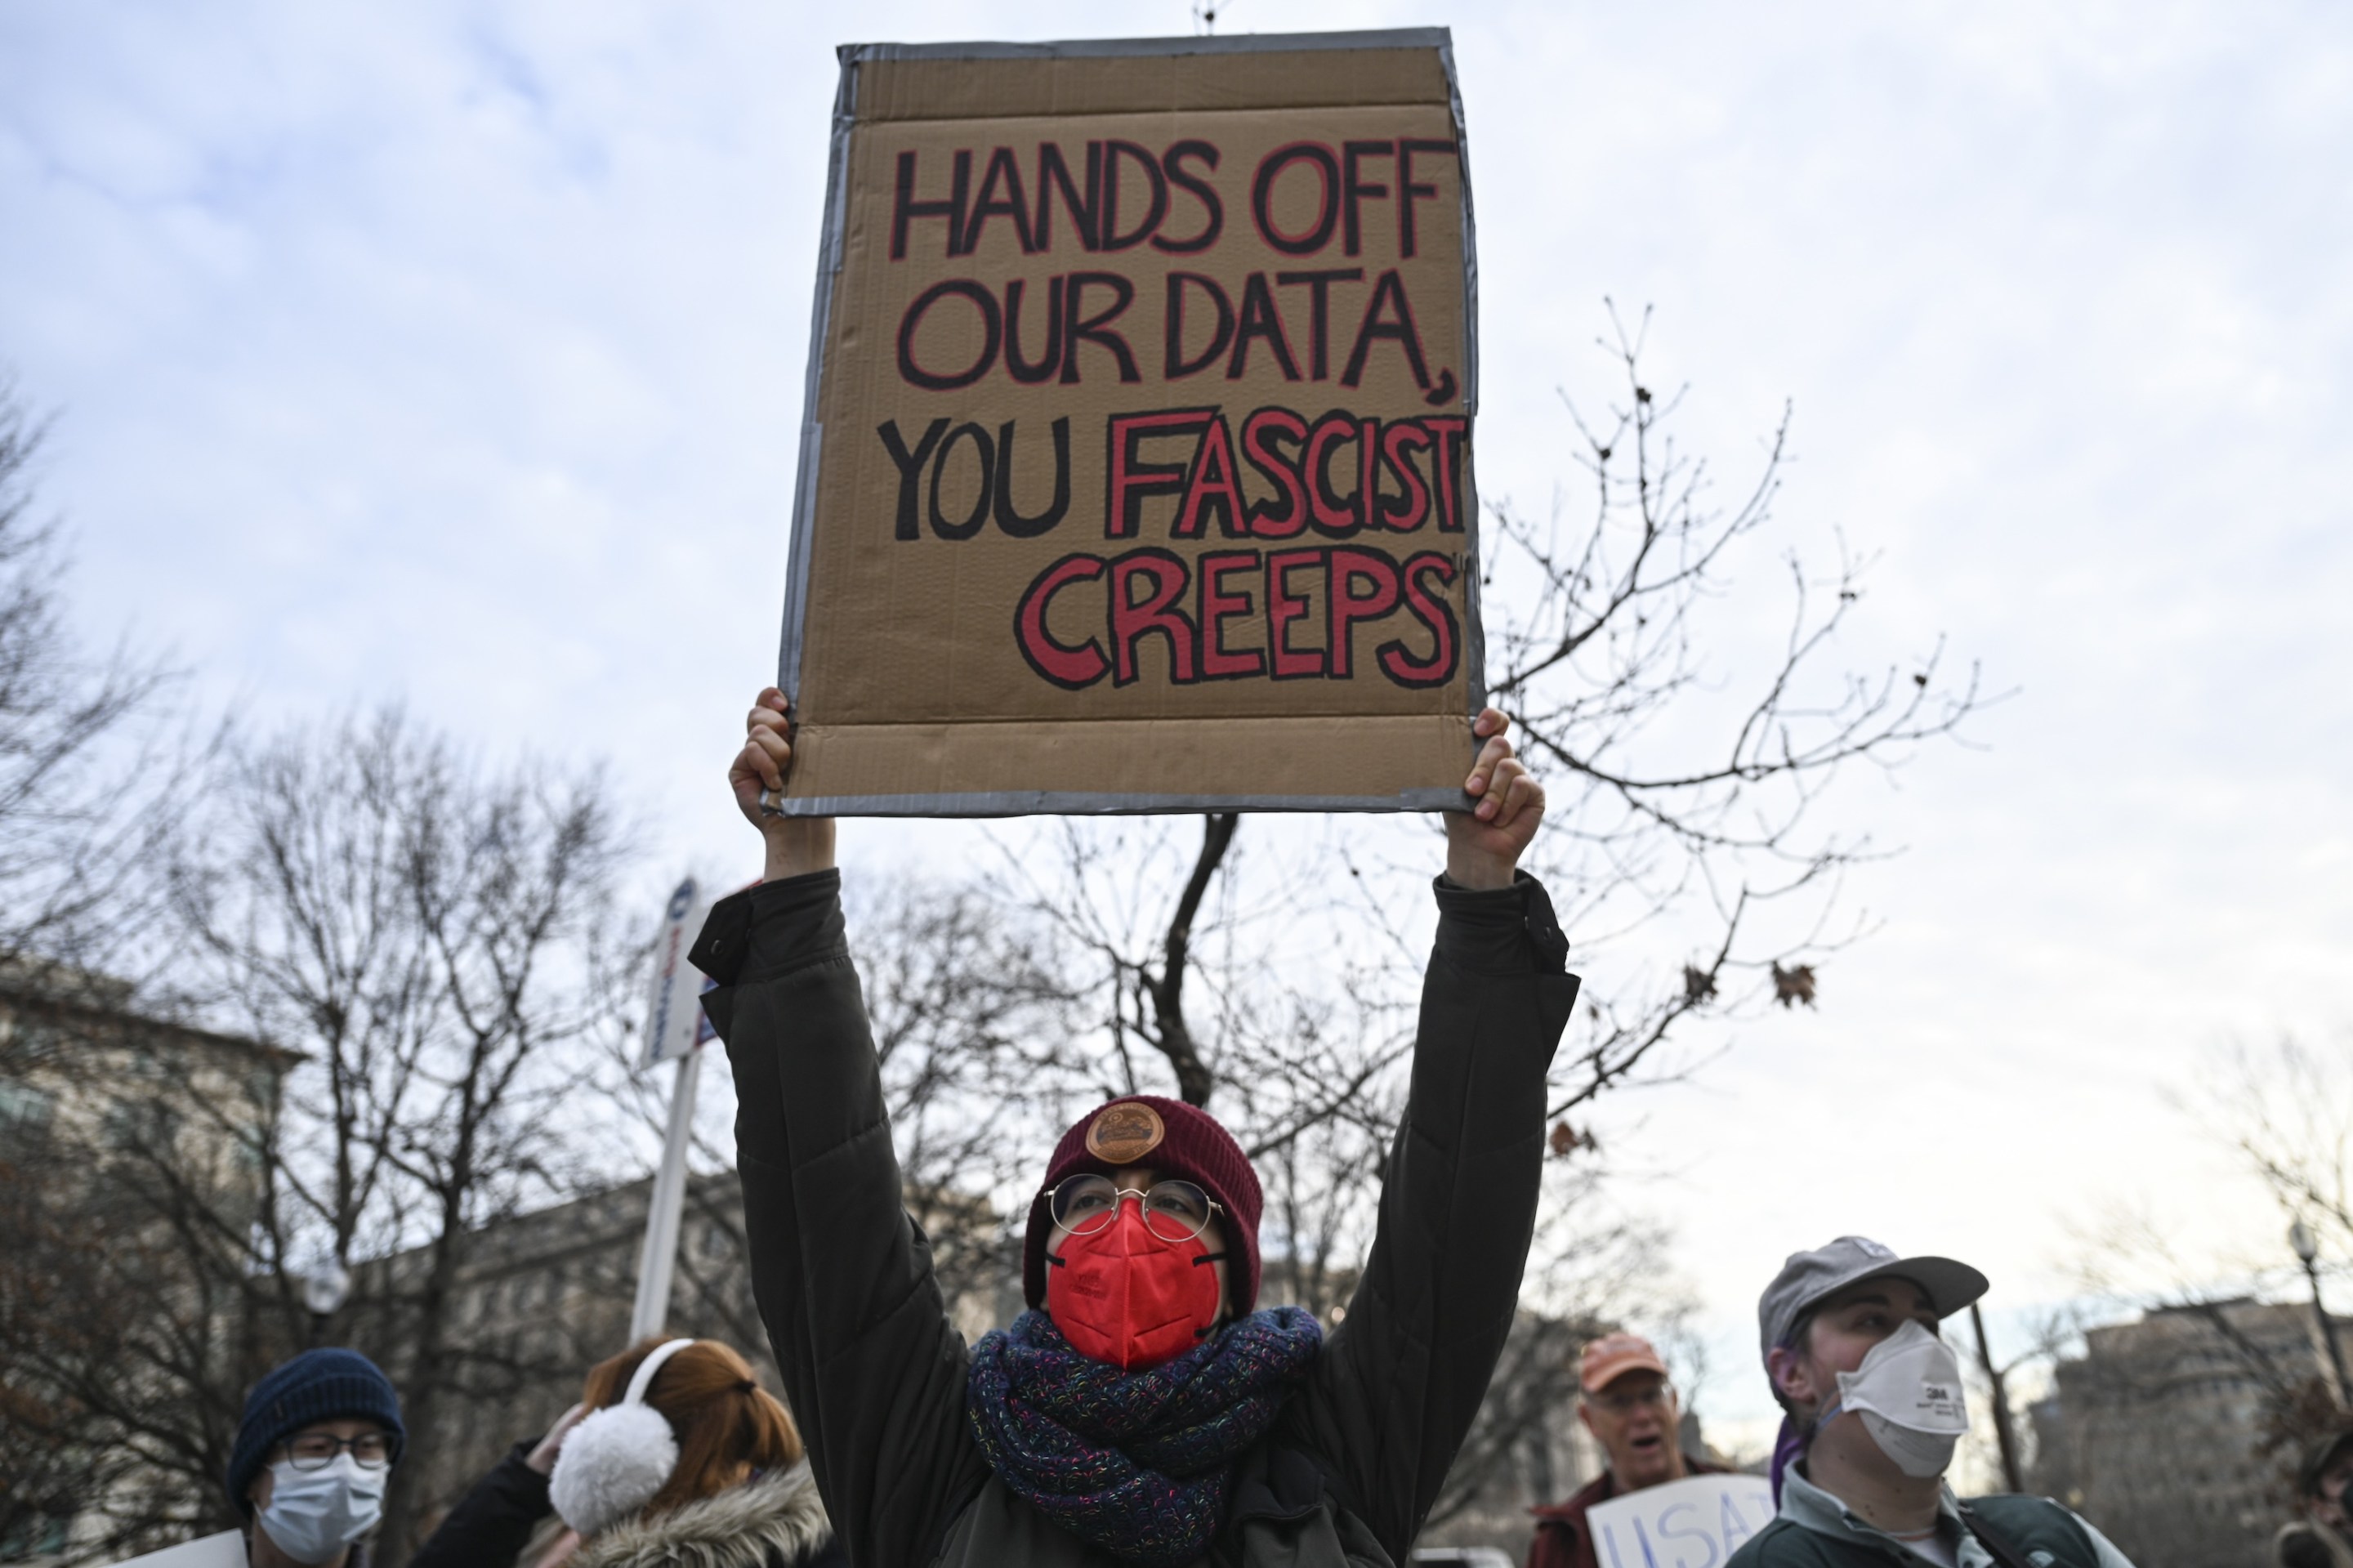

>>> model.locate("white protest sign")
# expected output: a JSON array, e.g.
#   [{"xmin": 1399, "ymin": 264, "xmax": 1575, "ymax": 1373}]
[
  {"xmin": 641, "ymin": 877, "xmax": 715, "ymax": 1070},
  {"xmin": 101, "ymin": 1531, "xmax": 246, "ymax": 1568},
  {"xmin": 1587, "ymin": 1473, "xmax": 1777, "ymax": 1568}
]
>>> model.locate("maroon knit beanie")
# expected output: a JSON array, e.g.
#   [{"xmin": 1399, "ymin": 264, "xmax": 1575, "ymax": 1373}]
[{"xmin": 1021, "ymin": 1094, "xmax": 1264, "ymax": 1316}]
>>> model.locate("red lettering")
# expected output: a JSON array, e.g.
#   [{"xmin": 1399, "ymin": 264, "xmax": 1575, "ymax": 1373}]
[
  {"xmin": 1266, "ymin": 547, "xmax": 1326, "ymax": 679},
  {"xmin": 1303, "ymin": 414, "xmax": 1359, "ymax": 536},
  {"xmin": 1242, "ymin": 409, "xmax": 1309, "ymax": 538},
  {"xmin": 1173, "ymin": 415, "xmax": 1246, "ymax": 538},
  {"xmin": 1380, "ymin": 422, "xmax": 1432, "ymax": 530},
  {"xmin": 1197, "ymin": 551, "xmax": 1266, "ymax": 679},
  {"xmin": 1378, "ymin": 551, "xmax": 1459, "ymax": 687},
  {"xmin": 1014, "ymin": 554, "xmax": 1110, "ymax": 689},
  {"xmin": 1325, "ymin": 547, "xmax": 1400, "ymax": 679},
  {"xmin": 1110, "ymin": 550, "xmax": 1197, "ymax": 686},
  {"xmin": 1423, "ymin": 415, "xmax": 1468, "ymax": 532},
  {"xmin": 1105, "ymin": 409, "xmax": 1215, "ymax": 538}
]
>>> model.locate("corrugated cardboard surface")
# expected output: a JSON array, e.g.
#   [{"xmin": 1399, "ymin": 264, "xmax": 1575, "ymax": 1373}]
[{"xmin": 780, "ymin": 31, "xmax": 1482, "ymax": 815}]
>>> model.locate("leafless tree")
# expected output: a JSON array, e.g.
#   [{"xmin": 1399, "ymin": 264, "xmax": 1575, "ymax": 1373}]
[
  {"xmin": 2, "ymin": 708, "xmax": 641, "ymax": 1561},
  {"xmin": 1487, "ymin": 304, "xmax": 1983, "ymax": 1115},
  {"xmin": 0, "ymin": 372, "xmax": 199, "ymax": 1557},
  {"xmin": 599, "ymin": 871, "xmax": 1087, "ymax": 1339},
  {"xmin": 986, "ymin": 306, "xmax": 1985, "ymax": 1131},
  {"xmin": 0, "ymin": 374, "xmax": 178, "ymax": 984}
]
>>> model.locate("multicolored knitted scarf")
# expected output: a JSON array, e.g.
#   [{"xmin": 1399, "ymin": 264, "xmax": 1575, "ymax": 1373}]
[{"xmin": 967, "ymin": 1306, "xmax": 1324, "ymax": 1568}]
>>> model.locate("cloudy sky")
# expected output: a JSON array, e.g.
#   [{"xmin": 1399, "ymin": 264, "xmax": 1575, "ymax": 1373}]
[{"xmin": 6, "ymin": 0, "xmax": 2350, "ymax": 1444}]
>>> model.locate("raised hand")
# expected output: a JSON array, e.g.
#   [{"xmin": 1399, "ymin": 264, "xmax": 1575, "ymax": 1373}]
[
  {"xmin": 728, "ymin": 687, "xmax": 835, "ymax": 881},
  {"xmin": 1446, "ymin": 708, "xmax": 1545, "ymax": 890}
]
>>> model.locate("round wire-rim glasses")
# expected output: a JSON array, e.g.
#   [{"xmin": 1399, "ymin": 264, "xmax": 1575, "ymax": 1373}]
[
  {"xmin": 283, "ymin": 1432, "xmax": 393, "ymax": 1472},
  {"xmin": 1048, "ymin": 1174, "xmax": 1222, "ymax": 1244}
]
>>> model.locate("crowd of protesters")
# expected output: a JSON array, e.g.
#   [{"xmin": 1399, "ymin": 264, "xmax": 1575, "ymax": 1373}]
[{"xmin": 193, "ymin": 687, "xmax": 2335, "ymax": 1568}]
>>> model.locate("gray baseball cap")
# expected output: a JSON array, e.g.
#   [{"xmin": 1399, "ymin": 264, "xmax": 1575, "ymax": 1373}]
[{"xmin": 1757, "ymin": 1235, "xmax": 1990, "ymax": 1365}]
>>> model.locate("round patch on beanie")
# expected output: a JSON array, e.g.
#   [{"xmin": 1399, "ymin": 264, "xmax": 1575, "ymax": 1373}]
[{"xmin": 1085, "ymin": 1101, "xmax": 1165, "ymax": 1165}]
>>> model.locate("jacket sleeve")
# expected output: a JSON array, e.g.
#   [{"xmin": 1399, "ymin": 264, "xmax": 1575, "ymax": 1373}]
[
  {"xmin": 1285, "ymin": 872, "xmax": 1579, "ymax": 1561},
  {"xmin": 403, "ymin": 1441, "xmax": 549, "ymax": 1568},
  {"xmin": 692, "ymin": 869, "xmax": 989, "ymax": 1568}
]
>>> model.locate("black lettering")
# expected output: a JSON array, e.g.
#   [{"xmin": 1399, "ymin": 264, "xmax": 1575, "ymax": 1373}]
[
  {"xmin": 1035, "ymin": 141, "xmax": 1104, "ymax": 252},
  {"xmin": 1061, "ymin": 272, "xmax": 1141, "ymax": 383},
  {"xmin": 928, "ymin": 423, "xmax": 994, "ymax": 539},
  {"xmin": 895, "ymin": 279, "xmax": 1002, "ymax": 391},
  {"xmin": 993, "ymin": 418, "xmax": 1071, "ymax": 538},
  {"xmin": 892, "ymin": 148, "xmax": 971, "ymax": 261},
  {"xmin": 878, "ymin": 418, "xmax": 950, "ymax": 540},
  {"xmin": 962, "ymin": 146, "xmax": 1036, "ymax": 254},
  {"xmin": 1101, "ymin": 141, "xmax": 1169, "ymax": 251},
  {"xmin": 1342, "ymin": 140, "xmax": 1392, "ymax": 257},
  {"xmin": 1154, "ymin": 140, "xmax": 1224, "ymax": 254},
  {"xmin": 1252, "ymin": 143, "xmax": 1339, "ymax": 256},
  {"xmin": 1275, "ymin": 268, "xmax": 1363, "ymax": 381},
  {"xmin": 1002, "ymin": 276, "xmax": 1064, "ymax": 383},
  {"xmin": 1164, "ymin": 273, "xmax": 1236, "ymax": 379},
  {"xmin": 1396, "ymin": 139, "xmax": 1458, "ymax": 259},
  {"xmin": 1339, "ymin": 269, "xmax": 1431, "ymax": 390},
  {"xmin": 1227, "ymin": 273, "xmax": 1302, "ymax": 382}
]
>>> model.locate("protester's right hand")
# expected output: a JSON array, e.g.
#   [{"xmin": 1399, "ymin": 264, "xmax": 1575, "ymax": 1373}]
[
  {"xmin": 729, "ymin": 687, "xmax": 835, "ymax": 881},
  {"xmin": 525, "ymin": 1403, "xmax": 590, "ymax": 1476}
]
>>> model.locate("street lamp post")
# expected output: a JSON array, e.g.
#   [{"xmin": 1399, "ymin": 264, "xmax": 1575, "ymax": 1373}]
[
  {"xmin": 302, "ymin": 1260, "xmax": 352, "ymax": 1348},
  {"xmin": 2290, "ymin": 1219, "xmax": 2352, "ymax": 1407}
]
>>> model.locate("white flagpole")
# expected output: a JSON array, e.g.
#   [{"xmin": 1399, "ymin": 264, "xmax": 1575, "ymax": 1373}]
[
  {"xmin": 631, "ymin": 1044, "xmax": 703, "ymax": 1342},
  {"xmin": 631, "ymin": 876, "xmax": 709, "ymax": 1342}
]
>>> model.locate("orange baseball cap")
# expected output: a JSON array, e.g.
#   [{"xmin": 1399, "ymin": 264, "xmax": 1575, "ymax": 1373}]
[{"xmin": 1579, "ymin": 1332, "xmax": 1670, "ymax": 1393}]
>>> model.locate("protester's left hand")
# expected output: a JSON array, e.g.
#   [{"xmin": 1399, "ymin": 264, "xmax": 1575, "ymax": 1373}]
[
  {"xmin": 1446, "ymin": 708, "xmax": 1544, "ymax": 890},
  {"xmin": 525, "ymin": 1403, "xmax": 590, "ymax": 1476}
]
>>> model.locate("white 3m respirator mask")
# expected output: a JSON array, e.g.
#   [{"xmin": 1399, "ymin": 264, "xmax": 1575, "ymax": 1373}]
[{"xmin": 1828, "ymin": 1318, "xmax": 1971, "ymax": 1478}]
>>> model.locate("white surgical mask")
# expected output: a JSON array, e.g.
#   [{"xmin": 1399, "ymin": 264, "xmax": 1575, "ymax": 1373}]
[
  {"xmin": 257, "ymin": 1454, "xmax": 386, "ymax": 1565},
  {"xmin": 1826, "ymin": 1318, "xmax": 1971, "ymax": 1478}
]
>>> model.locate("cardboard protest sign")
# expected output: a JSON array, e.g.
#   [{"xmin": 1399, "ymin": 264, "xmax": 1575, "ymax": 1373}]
[
  {"xmin": 1584, "ymin": 1474, "xmax": 1778, "ymax": 1568},
  {"xmin": 773, "ymin": 29, "xmax": 1485, "ymax": 814}
]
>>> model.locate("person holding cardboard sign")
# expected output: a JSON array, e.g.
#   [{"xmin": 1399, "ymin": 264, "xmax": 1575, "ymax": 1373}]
[
  {"xmin": 691, "ymin": 686, "xmax": 1575, "ymax": 1568},
  {"xmin": 1527, "ymin": 1333, "xmax": 1729, "ymax": 1568}
]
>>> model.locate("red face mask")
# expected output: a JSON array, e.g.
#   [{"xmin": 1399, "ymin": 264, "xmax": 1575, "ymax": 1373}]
[{"xmin": 1045, "ymin": 1204, "xmax": 1224, "ymax": 1370}]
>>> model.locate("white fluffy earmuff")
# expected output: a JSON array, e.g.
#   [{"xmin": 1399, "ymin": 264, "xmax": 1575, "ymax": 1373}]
[{"xmin": 549, "ymin": 1338, "xmax": 698, "ymax": 1538}]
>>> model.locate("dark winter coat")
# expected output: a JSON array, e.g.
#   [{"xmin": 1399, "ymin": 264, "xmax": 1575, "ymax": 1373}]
[
  {"xmin": 405, "ymin": 1442, "xmax": 547, "ymax": 1568},
  {"xmin": 693, "ymin": 867, "xmax": 1580, "ymax": 1568},
  {"xmin": 404, "ymin": 1444, "xmax": 842, "ymax": 1568}
]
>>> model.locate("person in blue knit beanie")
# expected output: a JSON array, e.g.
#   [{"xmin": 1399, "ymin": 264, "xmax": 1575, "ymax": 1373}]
[{"xmin": 225, "ymin": 1348, "xmax": 405, "ymax": 1568}]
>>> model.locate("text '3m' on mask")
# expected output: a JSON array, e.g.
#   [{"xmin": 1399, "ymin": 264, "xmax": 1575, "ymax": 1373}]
[
  {"xmin": 1819, "ymin": 1318, "xmax": 1971, "ymax": 1479},
  {"xmin": 1047, "ymin": 1204, "xmax": 1224, "ymax": 1370},
  {"xmin": 258, "ymin": 1454, "xmax": 386, "ymax": 1565}
]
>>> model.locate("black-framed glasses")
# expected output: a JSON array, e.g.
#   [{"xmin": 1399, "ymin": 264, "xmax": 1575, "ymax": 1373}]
[
  {"xmin": 1048, "ymin": 1175, "xmax": 1221, "ymax": 1243},
  {"xmin": 282, "ymin": 1432, "xmax": 392, "ymax": 1472}
]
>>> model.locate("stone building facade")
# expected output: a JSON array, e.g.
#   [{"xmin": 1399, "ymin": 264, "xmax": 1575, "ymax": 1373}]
[
  {"xmin": 368, "ymin": 1164, "xmax": 1024, "ymax": 1534},
  {"xmin": 2031, "ymin": 1298, "xmax": 2352, "ymax": 1568},
  {"xmin": 0, "ymin": 965, "xmax": 294, "ymax": 1564}
]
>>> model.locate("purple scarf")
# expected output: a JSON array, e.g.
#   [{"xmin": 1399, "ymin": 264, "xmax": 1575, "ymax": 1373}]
[
  {"xmin": 1770, "ymin": 1414, "xmax": 1806, "ymax": 1503},
  {"xmin": 967, "ymin": 1307, "xmax": 1323, "ymax": 1568}
]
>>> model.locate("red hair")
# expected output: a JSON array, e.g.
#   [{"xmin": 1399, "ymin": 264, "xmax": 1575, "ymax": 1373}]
[{"xmin": 579, "ymin": 1337, "xmax": 803, "ymax": 1517}]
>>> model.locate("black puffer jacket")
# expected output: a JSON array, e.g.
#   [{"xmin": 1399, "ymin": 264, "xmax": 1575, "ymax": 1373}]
[{"xmin": 694, "ymin": 867, "xmax": 1578, "ymax": 1568}]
